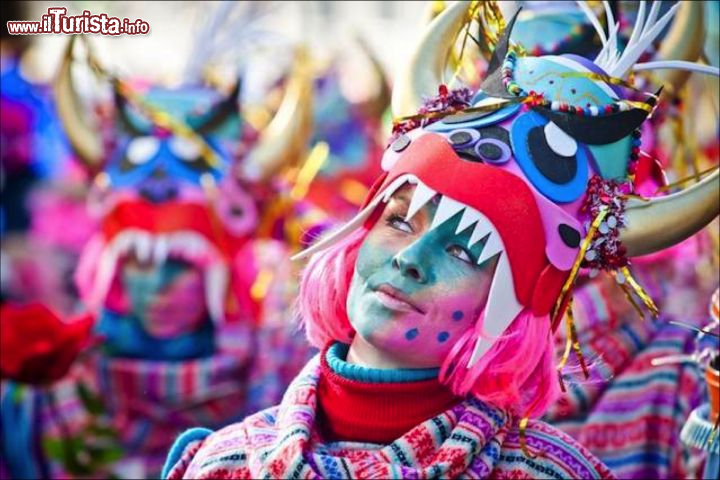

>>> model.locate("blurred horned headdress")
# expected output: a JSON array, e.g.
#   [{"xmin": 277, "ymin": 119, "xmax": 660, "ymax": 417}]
[
  {"xmin": 55, "ymin": 2, "xmax": 313, "ymax": 190},
  {"xmin": 54, "ymin": 3, "xmax": 314, "ymax": 323}
]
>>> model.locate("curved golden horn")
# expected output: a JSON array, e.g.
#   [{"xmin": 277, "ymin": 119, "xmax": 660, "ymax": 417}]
[
  {"xmin": 353, "ymin": 34, "xmax": 391, "ymax": 120},
  {"xmin": 391, "ymin": 0, "xmax": 472, "ymax": 118},
  {"xmin": 422, "ymin": 1, "xmax": 447, "ymax": 25},
  {"xmin": 621, "ymin": 169, "xmax": 719, "ymax": 257},
  {"xmin": 54, "ymin": 36, "xmax": 104, "ymax": 170},
  {"xmin": 655, "ymin": 1, "xmax": 705, "ymax": 91},
  {"xmin": 241, "ymin": 47, "xmax": 314, "ymax": 183}
]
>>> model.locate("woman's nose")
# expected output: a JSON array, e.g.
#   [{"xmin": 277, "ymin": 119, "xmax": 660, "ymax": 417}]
[{"xmin": 391, "ymin": 250, "xmax": 427, "ymax": 283}]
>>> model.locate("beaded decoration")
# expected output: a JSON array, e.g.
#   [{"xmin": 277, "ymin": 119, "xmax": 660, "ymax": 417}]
[{"xmin": 501, "ymin": 49, "xmax": 650, "ymax": 115}]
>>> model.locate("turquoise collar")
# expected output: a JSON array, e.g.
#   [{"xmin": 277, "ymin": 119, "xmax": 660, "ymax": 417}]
[{"xmin": 326, "ymin": 342, "xmax": 439, "ymax": 383}]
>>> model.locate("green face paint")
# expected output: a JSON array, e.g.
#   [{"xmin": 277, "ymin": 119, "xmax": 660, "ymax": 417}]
[
  {"xmin": 347, "ymin": 184, "xmax": 497, "ymax": 368},
  {"xmin": 121, "ymin": 258, "xmax": 207, "ymax": 338}
]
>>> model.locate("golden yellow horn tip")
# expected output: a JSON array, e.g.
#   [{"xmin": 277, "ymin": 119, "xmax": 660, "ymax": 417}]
[
  {"xmin": 391, "ymin": 0, "xmax": 474, "ymax": 118},
  {"xmin": 656, "ymin": 1, "xmax": 705, "ymax": 91},
  {"xmin": 622, "ymin": 169, "xmax": 720, "ymax": 257},
  {"xmin": 54, "ymin": 36, "xmax": 104, "ymax": 169},
  {"xmin": 241, "ymin": 46, "xmax": 314, "ymax": 183}
]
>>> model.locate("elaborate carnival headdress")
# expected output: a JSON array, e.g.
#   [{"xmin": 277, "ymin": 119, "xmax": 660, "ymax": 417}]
[{"xmin": 296, "ymin": 0, "xmax": 719, "ymax": 373}]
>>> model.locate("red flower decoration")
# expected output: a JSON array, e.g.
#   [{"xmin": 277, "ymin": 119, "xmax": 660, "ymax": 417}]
[{"xmin": 0, "ymin": 302, "xmax": 95, "ymax": 385}]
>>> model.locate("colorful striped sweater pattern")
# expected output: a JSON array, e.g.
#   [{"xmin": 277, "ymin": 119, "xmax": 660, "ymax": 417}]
[
  {"xmin": 545, "ymin": 266, "xmax": 710, "ymax": 479},
  {"xmin": 163, "ymin": 355, "xmax": 614, "ymax": 479}
]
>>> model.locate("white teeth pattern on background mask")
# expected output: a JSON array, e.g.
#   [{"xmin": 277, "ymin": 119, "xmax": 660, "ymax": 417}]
[
  {"xmin": 153, "ymin": 236, "xmax": 169, "ymax": 265},
  {"xmin": 204, "ymin": 262, "xmax": 229, "ymax": 324},
  {"xmin": 135, "ymin": 232, "xmax": 152, "ymax": 264},
  {"xmin": 92, "ymin": 229, "xmax": 226, "ymax": 321},
  {"xmin": 91, "ymin": 246, "xmax": 120, "ymax": 308}
]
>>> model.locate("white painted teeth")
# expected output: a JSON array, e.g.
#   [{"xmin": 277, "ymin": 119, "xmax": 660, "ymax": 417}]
[
  {"xmin": 153, "ymin": 236, "xmax": 169, "ymax": 264},
  {"xmin": 429, "ymin": 195, "xmax": 465, "ymax": 231},
  {"xmin": 405, "ymin": 182, "xmax": 437, "ymax": 222},
  {"xmin": 108, "ymin": 230, "xmax": 221, "ymax": 266},
  {"xmin": 91, "ymin": 246, "xmax": 120, "ymax": 308},
  {"xmin": 468, "ymin": 217, "xmax": 493, "ymax": 248},
  {"xmin": 455, "ymin": 207, "xmax": 482, "ymax": 235},
  {"xmin": 204, "ymin": 262, "xmax": 228, "ymax": 324},
  {"xmin": 93, "ymin": 229, "xmax": 226, "ymax": 313},
  {"xmin": 398, "ymin": 179, "xmax": 506, "ymax": 267},
  {"xmin": 477, "ymin": 231, "xmax": 503, "ymax": 265},
  {"xmin": 135, "ymin": 232, "xmax": 152, "ymax": 264}
]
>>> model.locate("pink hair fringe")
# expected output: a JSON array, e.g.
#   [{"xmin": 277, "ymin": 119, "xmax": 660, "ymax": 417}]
[{"xmin": 296, "ymin": 224, "xmax": 560, "ymax": 418}]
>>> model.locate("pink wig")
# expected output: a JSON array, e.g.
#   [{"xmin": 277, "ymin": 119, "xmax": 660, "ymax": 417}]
[{"xmin": 296, "ymin": 222, "xmax": 560, "ymax": 418}]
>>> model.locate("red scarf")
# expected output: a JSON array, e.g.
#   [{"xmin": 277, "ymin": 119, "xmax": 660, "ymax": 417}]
[{"xmin": 316, "ymin": 344, "xmax": 461, "ymax": 443}]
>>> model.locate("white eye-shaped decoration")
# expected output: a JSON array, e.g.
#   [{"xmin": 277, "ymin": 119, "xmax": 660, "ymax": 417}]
[
  {"xmin": 544, "ymin": 121, "xmax": 577, "ymax": 157},
  {"xmin": 127, "ymin": 136, "xmax": 161, "ymax": 165},
  {"xmin": 169, "ymin": 136, "xmax": 202, "ymax": 161}
]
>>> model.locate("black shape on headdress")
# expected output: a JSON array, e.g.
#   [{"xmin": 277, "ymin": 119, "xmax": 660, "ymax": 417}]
[
  {"xmin": 532, "ymin": 87, "xmax": 662, "ymax": 146},
  {"xmin": 113, "ymin": 78, "xmax": 242, "ymax": 137},
  {"xmin": 533, "ymin": 107, "xmax": 649, "ymax": 145},
  {"xmin": 479, "ymin": 7, "xmax": 522, "ymax": 99},
  {"xmin": 192, "ymin": 80, "xmax": 242, "ymax": 135}
]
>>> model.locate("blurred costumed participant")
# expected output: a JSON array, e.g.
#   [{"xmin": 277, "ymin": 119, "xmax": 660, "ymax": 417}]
[
  {"xmin": 0, "ymin": 1, "xmax": 88, "ymax": 314},
  {"xmin": 679, "ymin": 288, "xmax": 720, "ymax": 479},
  {"xmin": 246, "ymin": 37, "xmax": 393, "ymax": 330},
  {"xmin": 301, "ymin": 35, "xmax": 390, "ymax": 222},
  {"xmin": 0, "ymin": 5, "xmax": 315, "ymax": 478},
  {"xmin": 162, "ymin": 1, "xmax": 718, "ymax": 478}
]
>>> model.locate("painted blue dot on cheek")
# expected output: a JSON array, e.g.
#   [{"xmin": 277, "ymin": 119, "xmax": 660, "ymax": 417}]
[
  {"xmin": 405, "ymin": 328, "xmax": 419, "ymax": 341},
  {"xmin": 437, "ymin": 331, "xmax": 450, "ymax": 343},
  {"xmin": 452, "ymin": 311, "xmax": 464, "ymax": 321}
]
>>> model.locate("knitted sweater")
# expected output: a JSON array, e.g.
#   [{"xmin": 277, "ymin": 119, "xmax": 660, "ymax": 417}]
[
  {"xmin": 163, "ymin": 351, "xmax": 614, "ymax": 479},
  {"xmin": 545, "ymin": 263, "xmax": 711, "ymax": 478}
]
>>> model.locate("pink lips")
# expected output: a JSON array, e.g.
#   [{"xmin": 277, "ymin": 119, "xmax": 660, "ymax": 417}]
[{"xmin": 374, "ymin": 284, "xmax": 425, "ymax": 314}]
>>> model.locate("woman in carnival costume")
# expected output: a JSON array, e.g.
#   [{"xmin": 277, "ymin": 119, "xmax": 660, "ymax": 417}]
[
  {"xmin": 163, "ymin": 1, "xmax": 719, "ymax": 479},
  {"xmin": 0, "ymin": 18, "xmax": 314, "ymax": 477}
]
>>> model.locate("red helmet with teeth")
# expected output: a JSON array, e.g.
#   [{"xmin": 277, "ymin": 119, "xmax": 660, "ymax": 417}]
[{"xmin": 296, "ymin": 1, "xmax": 720, "ymax": 366}]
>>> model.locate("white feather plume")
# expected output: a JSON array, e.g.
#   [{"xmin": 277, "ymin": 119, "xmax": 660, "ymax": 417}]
[
  {"xmin": 575, "ymin": 1, "xmax": 718, "ymax": 80},
  {"xmin": 182, "ymin": 2, "xmax": 283, "ymax": 85}
]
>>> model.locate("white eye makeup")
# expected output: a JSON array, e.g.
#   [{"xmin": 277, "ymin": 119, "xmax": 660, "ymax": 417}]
[
  {"xmin": 127, "ymin": 136, "xmax": 161, "ymax": 165},
  {"xmin": 544, "ymin": 121, "xmax": 577, "ymax": 157},
  {"xmin": 169, "ymin": 136, "xmax": 202, "ymax": 161}
]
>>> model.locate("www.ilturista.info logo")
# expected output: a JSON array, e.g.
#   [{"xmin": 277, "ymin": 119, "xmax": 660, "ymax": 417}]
[{"xmin": 7, "ymin": 7, "xmax": 150, "ymax": 36}]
